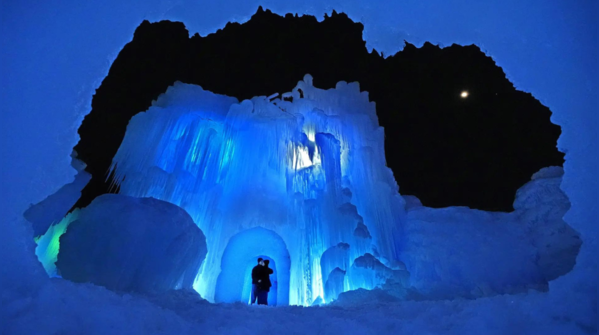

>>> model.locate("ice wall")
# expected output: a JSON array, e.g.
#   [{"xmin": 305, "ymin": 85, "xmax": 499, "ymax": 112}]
[
  {"xmin": 403, "ymin": 207, "xmax": 544, "ymax": 298},
  {"xmin": 109, "ymin": 77, "xmax": 406, "ymax": 305},
  {"xmin": 400, "ymin": 167, "xmax": 581, "ymax": 300},
  {"xmin": 56, "ymin": 194, "xmax": 207, "ymax": 294},
  {"xmin": 24, "ymin": 151, "xmax": 91, "ymax": 237},
  {"xmin": 513, "ymin": 167, "xmax": 581, "ymax": 281}
]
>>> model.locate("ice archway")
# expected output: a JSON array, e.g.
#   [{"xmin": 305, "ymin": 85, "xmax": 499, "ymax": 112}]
[
  {"xmin": 215, "ymin": 227, "xmax": 290, "ymax": 306},
  {"xmin": 109, "ymin": 77, "xmax": 405, "ymax": 306}
]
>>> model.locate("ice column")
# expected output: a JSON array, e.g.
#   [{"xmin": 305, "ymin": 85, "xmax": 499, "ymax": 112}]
[{"xmin": 110, "ymin": 75, "xmax": 407, "ymax": 305}]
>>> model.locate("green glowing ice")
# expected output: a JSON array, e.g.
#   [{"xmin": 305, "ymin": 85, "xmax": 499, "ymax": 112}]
[{"xmin": 34, "ymin": 210, "xmax": 79, "ymax": 277}]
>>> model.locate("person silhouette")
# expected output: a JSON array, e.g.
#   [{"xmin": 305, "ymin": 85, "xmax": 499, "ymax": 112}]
[
  {"xmin": 257, "ymin": 259, "xmax": 274, "ymax": 305},
  {"xmin": 250, "ymin": 258, "xmax": 264, "ymax": 305}
]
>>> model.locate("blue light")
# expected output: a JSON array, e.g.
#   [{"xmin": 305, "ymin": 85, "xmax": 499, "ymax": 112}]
[
  {"xmin": 109, "ymin": 78, "xmax": 407, "ymax": 305},
  {"xmin": 35, "ymin": 210, "xmax": 80, "ymax": 277},
  {"xmin": 214, "ymin": 227, "xmax": 290, "ymax": 305}
]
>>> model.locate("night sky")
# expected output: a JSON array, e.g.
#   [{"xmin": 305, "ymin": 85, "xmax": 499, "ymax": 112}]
[{"xmin": 74, "ymin": 7, "xmax": 563, "ymax": 212}]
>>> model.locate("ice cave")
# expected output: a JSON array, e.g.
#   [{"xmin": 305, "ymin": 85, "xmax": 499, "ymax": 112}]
[{"xmin": 1, "ymin": 1, "xmax": 596, "ymax": 334}]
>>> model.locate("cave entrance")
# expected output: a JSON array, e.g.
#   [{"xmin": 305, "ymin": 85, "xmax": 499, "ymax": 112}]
[{"xmin": 214, "ymin": 227, "xmax": 290, "ymax": 305}]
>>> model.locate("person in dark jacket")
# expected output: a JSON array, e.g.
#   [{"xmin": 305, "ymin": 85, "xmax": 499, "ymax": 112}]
[
  {"xmin": 257, "ymin": 259, "xmax": 274, "ymax": 305},
  {"xmin": 250, "ymin": 258, "xmax": 264, "ymax": 305}
]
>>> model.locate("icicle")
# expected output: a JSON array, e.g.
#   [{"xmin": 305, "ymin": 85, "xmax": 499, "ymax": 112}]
[{"xmin": 110, "ymin": 78, "xmax": 407, "ymax": 305}]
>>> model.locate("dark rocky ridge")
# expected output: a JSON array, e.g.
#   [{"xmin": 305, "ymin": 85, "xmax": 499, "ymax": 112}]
[{"xmin": 74, "ymin": 7, "xmax": 563, "ymax": 212}]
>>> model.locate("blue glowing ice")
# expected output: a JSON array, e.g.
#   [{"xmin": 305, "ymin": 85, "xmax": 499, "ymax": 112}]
[{"xmin": 110, "ymin": 75, "xmax": 407, "ymax": 305}]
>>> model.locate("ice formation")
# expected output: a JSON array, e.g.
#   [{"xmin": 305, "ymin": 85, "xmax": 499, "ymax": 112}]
[
  {"xmin": 29, "ymin": 78, "xmax": 580, "ymax": 308},
  {"xmin": 108, "ymin": 76, "xmax": 406, "ymax": 305},
  {"xmin": 96, "ymin": 76, "xmax": 581, "ymax": 306},
  {"xmin": 402, "ymin": 206, "xmax": 546, "ymax": 298},
  {"xmin": 2, "ymin": 1, "xmax": 595, "ymax": 333},
  {"xmin": 24, "ymin": 151, "xmax": 91, "ymax": 237},
  {"xmin": 400, "ymin": 166, "xmax": 580, "ymax": 299},
  {"xmin": 55, "ymin": 194, "xmax": 207, "ymax": 293},
  {"xmin": 513, "ymin": 167, "xmax": 581, "ymax": 281}
]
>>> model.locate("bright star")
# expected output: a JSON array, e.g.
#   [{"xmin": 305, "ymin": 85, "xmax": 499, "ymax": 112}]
[{"xmin": 460, "ymin": 91, "xmax": 469, "ymax": 98}]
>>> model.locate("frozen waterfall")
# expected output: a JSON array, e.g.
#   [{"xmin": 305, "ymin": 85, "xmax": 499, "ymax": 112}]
[{"xmin": 109, "ymin": 75, "xmax": 407, "ymax": 305}]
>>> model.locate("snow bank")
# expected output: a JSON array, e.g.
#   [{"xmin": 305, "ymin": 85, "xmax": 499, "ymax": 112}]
[
  {"xmin": 400, "ymin": 167, "xmax": 580, "ymax": 300},
  {"xmin": 348, "ymin": 253, "xmax": 410, "ymax": 291},
  {"xmin": 23, "ymin": 152, "xmax": 91, "ymax": 237},
  {"xmin": 56, "ymin": 194, "xmax": 207, "ymax": 294},
  {"xmin": 513, "ymin": 167, "xmax": 581, "ymax": 281},
  {"xmin": 403, "ymin": 206, "xmax": 545, "ymax": 298}
]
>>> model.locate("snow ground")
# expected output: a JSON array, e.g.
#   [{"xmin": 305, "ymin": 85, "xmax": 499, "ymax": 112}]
[{"xmin": 3, "ymin": 278, "xmax": 590, "ymax": 335}]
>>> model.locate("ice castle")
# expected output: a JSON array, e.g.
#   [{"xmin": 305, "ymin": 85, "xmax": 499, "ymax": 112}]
[
  {"xmin": 4, "ymin": 1, "xmax": 595, "ymax": 333},
  {"xmin": 108, "ymin": 74, "xmax": 407, "ymax": 305}
]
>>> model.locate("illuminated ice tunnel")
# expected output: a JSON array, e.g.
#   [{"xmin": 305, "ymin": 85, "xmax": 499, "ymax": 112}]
[
  {"xmin": 215, "ymin": 227, "xmax": 290, "ymax": 306},
  {"xmin": 110, "ymin": 74, "xmax": 407, "ymax": 306}
]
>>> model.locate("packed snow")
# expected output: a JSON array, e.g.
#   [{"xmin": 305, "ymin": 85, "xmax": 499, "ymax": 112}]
[
  {"xmin": 23, "ymin": 151, "xmax": 91, "ymax": 237},
  {"xmin": 2, "ymin": 278, "xmax": 593, "ymax": 335},
  {"xmin": 55, "ymin": 194, "xmax": 206, "ymax": 294}
]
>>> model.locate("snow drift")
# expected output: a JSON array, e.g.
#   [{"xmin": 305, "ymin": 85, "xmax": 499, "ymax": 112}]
[{"xmin": 56, "ymin": 194, "xmax": 207, "ymax": 294}]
